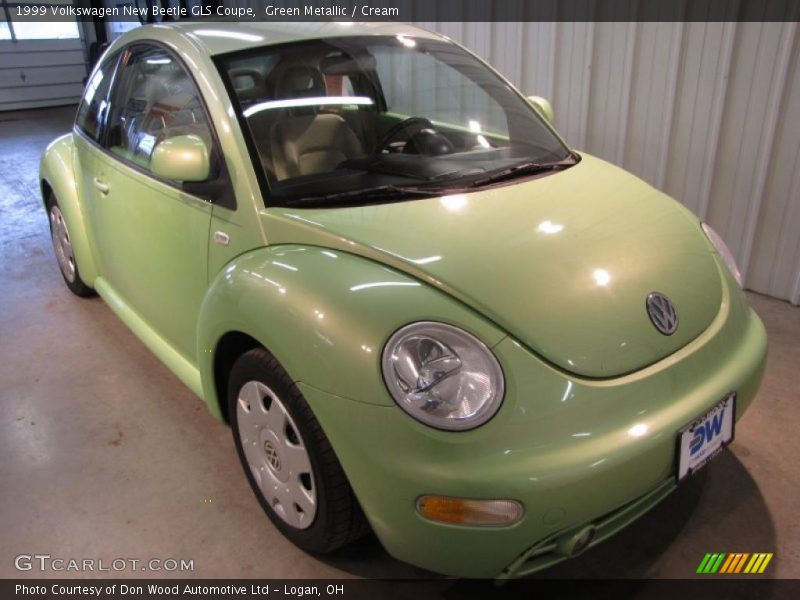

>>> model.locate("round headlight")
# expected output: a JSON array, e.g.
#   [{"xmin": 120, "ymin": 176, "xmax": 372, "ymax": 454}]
[
  {"xmin": 381, "ymin": 322, "xmax": 504, "ymax": 431},
  {"xmin": 702, "ymin": 223, "xmax": 743, "ymax": 287}
]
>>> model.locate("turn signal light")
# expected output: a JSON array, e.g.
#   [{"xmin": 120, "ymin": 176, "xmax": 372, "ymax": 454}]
[{"xmin": 416, "ymin": 495, "xmax": 524, "ymax": 526}]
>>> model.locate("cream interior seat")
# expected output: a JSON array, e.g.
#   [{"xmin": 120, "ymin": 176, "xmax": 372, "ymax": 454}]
[
  {"xmin": 231, "ymin": 68, "xmax": 276, "ymax": 177},
  {"xmin": 269, "ymin": 65, "xmax": 364, "ymax": 180}
]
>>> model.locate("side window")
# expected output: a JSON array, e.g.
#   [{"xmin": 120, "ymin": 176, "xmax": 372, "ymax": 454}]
[
  {"xmin": 75, "ymin": 52, "xmax": 120, "ymax": 142},
  {"xmin": 105, "ymin": 45, "xmax": 213, "ymax": 174}
]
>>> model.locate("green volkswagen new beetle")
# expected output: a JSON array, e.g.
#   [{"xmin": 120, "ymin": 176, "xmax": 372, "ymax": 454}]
[{"xmin": 40, "ymin": 21, "xmax": 767, "ymax": 578}]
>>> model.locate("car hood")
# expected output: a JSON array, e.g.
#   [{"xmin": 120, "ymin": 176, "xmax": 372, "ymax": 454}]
[{"xmin": 262, "ymin": 153, "xmax": 723, "ymax": 378}]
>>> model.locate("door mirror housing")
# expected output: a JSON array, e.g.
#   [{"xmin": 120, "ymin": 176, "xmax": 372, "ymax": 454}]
[
  {"xmin": 151, "ymin": 135, "xmax": 211, "ymax": 183},
  {"xmin": 528, "ymin": 96, "xmax": 555, "ymax": 126}
]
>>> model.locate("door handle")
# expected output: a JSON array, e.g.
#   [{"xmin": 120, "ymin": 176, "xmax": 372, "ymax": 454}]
[{"xmin": 93, "ymin": 178, "xmax": 109, "ymax": 194}]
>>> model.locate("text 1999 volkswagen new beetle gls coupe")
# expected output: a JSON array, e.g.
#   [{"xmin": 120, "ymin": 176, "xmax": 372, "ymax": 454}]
[{"xmin": 41, "ymin": 22, "xmax": 767, "ymax": 578}]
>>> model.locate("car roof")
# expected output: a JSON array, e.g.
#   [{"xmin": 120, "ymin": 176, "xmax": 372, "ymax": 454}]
[{"xmin": 158, "ymin": 21, "xmax": 442, "ymax": 55}]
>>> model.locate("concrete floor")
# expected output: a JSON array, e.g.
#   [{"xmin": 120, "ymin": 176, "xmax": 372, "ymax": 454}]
[{"xmin": 1, "ymin": 106, "xmax": 798, "ymax": 580}]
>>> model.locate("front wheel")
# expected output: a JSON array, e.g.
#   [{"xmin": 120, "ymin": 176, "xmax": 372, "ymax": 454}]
[
  {"xmin": 228, "ymin": 348, "xmax": 370, "ymax": 553},
  {"xmin": 46, "ymin": 195, "xmax": 93, "ymax": 297}
]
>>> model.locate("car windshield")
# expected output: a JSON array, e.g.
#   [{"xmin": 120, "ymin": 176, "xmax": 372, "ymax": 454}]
[{"xmin": 217, "ymin": 35, "xmax": 573, "ymax": 207}]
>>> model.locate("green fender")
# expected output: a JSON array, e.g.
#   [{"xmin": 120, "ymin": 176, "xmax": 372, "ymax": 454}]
[
  {"xmin": 40, "ymin": 134, "xmax": 99, "ymax": 285},
  {"xmin": 196, "ymin": 244, "xmax": 506, "ymax": 420}
]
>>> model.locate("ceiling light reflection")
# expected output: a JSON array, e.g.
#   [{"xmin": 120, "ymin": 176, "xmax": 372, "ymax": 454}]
[
  {"xmin": 537, "ymin": 220, "xmax": 564, "ymax": 234},
  {"xmin": 592, "ymin": 268, "xmax": 611, "ymax": 286},
  {"xmin": 628, "ymin": 423, "xmax": 648, "ymax": 438},
  {"xmin": 440, "ymin": 194, "xmax": 468, "ymax": 211},
  {"xmin": 194, "ymin": 29, "xmax": 264, "ymax": 42},
  {"xmin": 244, "ymin": 96, "xmax": 373, "ymax": 117},
  {"xmin": 350, "ymin": 281, "xmax": 421, "ymax": 292}
]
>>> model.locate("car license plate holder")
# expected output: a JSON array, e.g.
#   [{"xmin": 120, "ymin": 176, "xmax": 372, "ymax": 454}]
[{"xmin": 676, "ymin": 393, "xmax": 736, "ymax": 482}]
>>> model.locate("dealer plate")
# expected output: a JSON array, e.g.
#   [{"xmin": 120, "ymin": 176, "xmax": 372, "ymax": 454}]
[{"xmin": 677, "ymin": 393, "xmax": 736, "ymax": 482}]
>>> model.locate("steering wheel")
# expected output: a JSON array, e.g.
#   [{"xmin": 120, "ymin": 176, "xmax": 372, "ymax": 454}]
[{"xmin": 373, "ymin": 117, "xmax": 435, "ymax": 153}]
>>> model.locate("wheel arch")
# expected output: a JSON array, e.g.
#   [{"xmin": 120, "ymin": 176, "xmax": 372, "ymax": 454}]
[
  {"xmin": 212, "ymin": 330, "xmax": 263, "ymax": 424},
  {"xmin": 40, "ymin": 133, "xmax": 99, "ymax": 285}
]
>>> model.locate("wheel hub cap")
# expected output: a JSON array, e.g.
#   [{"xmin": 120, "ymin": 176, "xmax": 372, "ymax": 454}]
[
  {"xmin": 49, "ymin": 205, "xmax": 76, "ymax": 283},
  {"xmin": 236, "ymin": 381, "xmax": 316, "ymax": 529}
]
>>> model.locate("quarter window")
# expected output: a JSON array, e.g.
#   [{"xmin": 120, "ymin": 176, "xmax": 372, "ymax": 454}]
[
  {"xmin": 75, "ymin": 52, "xmax": 120, "ymax": 142},
  {"xmin": 105, "ymin": 45, "xmax": 213, "ymax": 175}
]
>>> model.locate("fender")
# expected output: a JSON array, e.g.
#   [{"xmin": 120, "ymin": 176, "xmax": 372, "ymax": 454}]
[
  {"xmin": 196, "ymin": 245, "xmax": 506, "ymax": 421},
  {"xmin": 40, "ymin": 134, "xmax": 99, "ymax": 285}
]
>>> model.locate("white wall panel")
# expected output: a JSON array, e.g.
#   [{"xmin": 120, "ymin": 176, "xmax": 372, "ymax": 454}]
[
  {"xmin": 552, "ymin": 21, "xmax": 595, "ymax": 150},
  {"xmin": 518, "ymin": 22, "xmax": 557, "ymax": 101},
  {"xmin": 418, "ymin": 19, "xmax": 800, "ymax": 304},
  {"xmin": 585, "ymin": 21, "xmax": 637, "ymax": 165},
  {"xmin": 748, "ymin": 27, "xmax": 800, "ymax": 303},
  {"xmin": 663, "ymin": 21, "xmax": 736, "ymax": 218},
  {"xmin": 705, "ymin": 22, "xmax": 791, "ymax": 278}
]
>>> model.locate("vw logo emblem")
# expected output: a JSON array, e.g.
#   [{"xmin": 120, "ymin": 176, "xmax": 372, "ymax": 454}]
[
  {"xmin": 646, "ymin": 292, "xmax": 678, "ymax": 336},
  {"xmin": 264, "ymin": 440, "xmax": 281, "ymax": 472}
]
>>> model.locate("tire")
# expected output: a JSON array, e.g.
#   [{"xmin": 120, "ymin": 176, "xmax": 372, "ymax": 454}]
[
  {"xmin": 46, "ymin": 194, "xmax": 94, "ymax": 297},
  {"xmin": 228, "ymin": 348, "xmax": 370, "ymax": 554}
]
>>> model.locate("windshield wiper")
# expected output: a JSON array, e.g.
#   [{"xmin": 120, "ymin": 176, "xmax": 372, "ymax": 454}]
[
  {"xmin": 284, "ymin": 184, "xmax": 454, "ymax": 207},
  {"xmin": 469, "ymin": 157, "xmax": 576, "ymax": 187}
]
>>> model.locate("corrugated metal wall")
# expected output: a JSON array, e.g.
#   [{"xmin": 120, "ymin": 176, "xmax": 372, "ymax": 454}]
[{"xmin": 415, "ymin": 21, "xmax": 800, "ymax": 304}]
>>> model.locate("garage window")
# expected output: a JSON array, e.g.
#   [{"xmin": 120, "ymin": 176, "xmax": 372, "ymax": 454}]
[
  {"xmin": 0, "ymin": 1, "xmax": 80, "ymax": 41},
  {"xmin": 0, "ymin": 7, "xmax": 10, "ymax": 40}
]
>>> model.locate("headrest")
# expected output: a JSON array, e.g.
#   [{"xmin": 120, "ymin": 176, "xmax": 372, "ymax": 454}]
[
  {"xmin": 320, "ymin": 52, "xmax": 376, "ymax": 76},
  {"xmin": 230, "ymin": 68, "xmax": 267, "ymax": 102},
  {"xmin": 275, "ymin": 65, "xmax": 326, "ymax": 99}
]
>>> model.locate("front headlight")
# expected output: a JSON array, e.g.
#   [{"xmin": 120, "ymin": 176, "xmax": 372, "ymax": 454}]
[
  {"xmin": 381, "ymin": 322, "xmax": 504, "ymax": 431},
  {"xmin": 702, "ymin": 223, "xmax": 743, "ymax": 287}
]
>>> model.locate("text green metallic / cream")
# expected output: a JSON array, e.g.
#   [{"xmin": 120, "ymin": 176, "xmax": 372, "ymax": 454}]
[{"xmin": 40, "ymin": 21, "xmax": 767, "ymax": 579}]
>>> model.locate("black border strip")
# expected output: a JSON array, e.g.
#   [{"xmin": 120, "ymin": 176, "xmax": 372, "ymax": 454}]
[
  {"xmin": 6, "ymin": 0, "xmax": 800, "ymax": 23},
  {"xmin": 3, "ymin": 578, "xmax": 798, "ymax": 599}
]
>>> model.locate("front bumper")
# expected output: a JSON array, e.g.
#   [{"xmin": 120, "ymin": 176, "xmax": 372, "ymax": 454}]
[{"xmin": 301, "ymin": 287, "xmax": 767, "ymax": 578}]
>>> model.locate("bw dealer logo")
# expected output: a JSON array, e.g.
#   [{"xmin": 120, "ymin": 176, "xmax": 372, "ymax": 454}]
[
  {"xmin": 697, "ymin": 552, "xmax": 774, "ymax": 574},
  {"xmin": 690, "ymin": 411, "xmax": 726, "ymax": 455}
]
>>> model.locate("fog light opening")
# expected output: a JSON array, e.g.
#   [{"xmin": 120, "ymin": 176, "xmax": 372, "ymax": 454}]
[
  {"xmin": 573, "ymin": 526, "xmax": 596, "ymax": 555},
  {"xmin": 557, "ymin": 525, "xmax": 597, "ymax": 558},
  {"xmin": 416, "ymin": 495, "xmax": 524, "ymax": 527}
]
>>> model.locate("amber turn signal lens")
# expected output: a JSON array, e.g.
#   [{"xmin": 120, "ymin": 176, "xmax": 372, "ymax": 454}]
[{"xmin": 416, "ymin": 495, "xmax": 524, "ymax": 526}]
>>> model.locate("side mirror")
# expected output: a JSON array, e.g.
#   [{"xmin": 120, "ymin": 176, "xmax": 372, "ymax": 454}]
[
  {"xmin": 528, "ymin": 96, "xmax": 555, "ymax": 126},
  {"xmin": 151, "ymin": 135, "xmax": 210, "ymax": 183}
]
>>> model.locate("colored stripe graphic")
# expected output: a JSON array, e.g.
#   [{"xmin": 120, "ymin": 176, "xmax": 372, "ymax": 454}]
[
  {"xmin": 720, "ymin": 553, "xmax": 737, "ymax": 573},
  {"xmin": 744, "ymin": 554, "xmax": 761, "ymax": 573},
  {"xmin": 710, "ymin": 553, "xmax": 725, "ymax": 573},
  {"xmin": 699, "ymin": 552, "xmax": 774, "ymax": 574},
  {"xmin": 701, "ymin": 553, "xmax": 719, "ymax": 573},
  {"xmin": 697, "ymin": 554, "xmax": 712, "ymax": 573},
  {"xmin": 735, "ymin": 553, "xmax": 750, "ymax": 573},
  {"xmin": 719, "ymin": 554, "xmax": 736, "ymax": 573},
  {"xmin": 758, "ymin": 553, "xmax": 773, "ymax": 573}
]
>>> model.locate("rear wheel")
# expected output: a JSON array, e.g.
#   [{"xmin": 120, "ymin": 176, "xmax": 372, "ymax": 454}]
[
  {"xmin": 46, "ymin": 195, "xmax": 93, "ymax": 297},
  {"xmin": 228, "ymin": 348, "xmax": 370, "ymax": 553}
]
